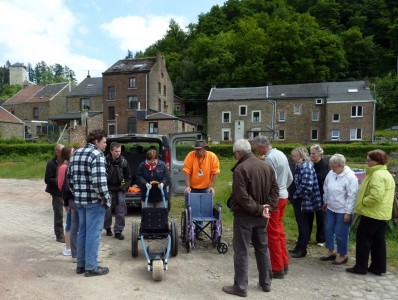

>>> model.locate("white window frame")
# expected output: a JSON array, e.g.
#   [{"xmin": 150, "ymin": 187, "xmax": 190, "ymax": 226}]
[
  {"xmin": 222, "ymin": 111, "xmax": 231, "ymax": 123},
  {"xmin": 350, "ymin": 128, "xmax": 362, "ymax": 140},
  {"xmin": 149, "ymin": 122, "xmax": 158, "ymax": 134},
  {"xmin": 239, "ymin": 105, "xmax": 247, "ymax": 116},
  {"xmin": 311, "ymin": 129, "xmax": 318, "ymax": 140},
  {"xmin": 129, "ymin": 77, "xmax": 136, "ymax": 88},
  {"xmin": 221, "ymin": 128, "xmax": 231, "ymax": 141},
  {"xmin": 351, "ymin": 105, "xmax": 363, "ymax": 117},
  {"xmin": 278, "ymin": 111, "xmax": 286, "ymax": 122},
  {"xmin": 312, "ymin": 110, "xmax": 319, "ymax": 121},
  {"xmin": 332, "ymin": 113, "xmax": 340, "ymax": 122},
  {"xmin": 252, "ymin": 110, "xmax": 261, "ymax": 123},
  {"xmin": 331, "ymin": 129, "xmax": 341, "ymax": 140},
  {"xmin": 294, "ymin": 104, "xmax": 301, "ymax": 115}
]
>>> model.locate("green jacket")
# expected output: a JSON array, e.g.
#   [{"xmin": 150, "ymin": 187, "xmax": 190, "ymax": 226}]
[{"xmin": 354, "ymin": 164, "xmax": 395, "ymax": 220}]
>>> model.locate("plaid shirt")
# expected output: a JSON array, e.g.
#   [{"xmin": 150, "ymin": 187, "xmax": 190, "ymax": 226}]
[
  {"xmin": 293, "ymin": 161, "xmax": 322, "ymax": 212},
  {"xmin": 68, "ymin": 143, "xmax": 110, "ymax": 206}
]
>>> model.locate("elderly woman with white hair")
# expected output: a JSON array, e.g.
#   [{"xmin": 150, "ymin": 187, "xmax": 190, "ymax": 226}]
[{"xmin": 320, "ymin": 154, "xmax": 358, "ymax": 265}]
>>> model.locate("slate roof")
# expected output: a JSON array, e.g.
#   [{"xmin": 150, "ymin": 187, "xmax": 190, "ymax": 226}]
[
  {"xmin": 67, "ymin": 77, "xmax": 102, "ymax": 97},
  {"xmin": 103, "ymin": 57, "xmax": 156, "ymax": 75},
  {"xmin": 208, "ymin": 81, "xmax": 374, "ymax": 102},
  {"xmin": 145, "ymin": 112, "xmax": 177, "ymax": 120},
  {"xmin": 0, "ymin": 107, "xmax": 24, "ymax": 124},
  {"xmin": 3, "ymin": 83, "xmax": 69, "ymax": 104}
]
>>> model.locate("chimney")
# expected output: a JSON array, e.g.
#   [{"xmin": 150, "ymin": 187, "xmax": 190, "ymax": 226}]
[
  {"xmin": 87, "ymin": 70, "xmax": 91, "ymax": 78},
  {"xmin": 364, "ymin": 77, "xmax": 370, "ymax": 89}
]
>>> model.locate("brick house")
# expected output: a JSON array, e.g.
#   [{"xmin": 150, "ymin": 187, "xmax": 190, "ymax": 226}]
[
  {"xmin": 2, "ymin": 82, "xmax": 70, "ymax": 139},
  {"xmin": 136, "ymin": 111, "xmax": 197, "ymax": 134},
  {"xmin": 207, "ymin": 81, "xmax": 375, "ymax": 144},
  {"xmin": 0, "ymin": 106, "xmax": 24, "ymax": 139},
  {"xmin": 102, "ymin": 53, "xmax": 174, "ymax": 134}
]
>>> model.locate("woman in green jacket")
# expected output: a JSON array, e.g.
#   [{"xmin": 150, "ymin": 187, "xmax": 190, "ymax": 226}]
[{"xmin": 346, "ymin": 149, "xmax": 395, "ymax": 276}]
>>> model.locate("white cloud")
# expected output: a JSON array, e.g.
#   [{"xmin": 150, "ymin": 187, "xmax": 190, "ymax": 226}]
[
  {"xmin": 0, "ymin": 0, "xmax": 106, "ymax": 83},
  {"xmin": 100, "ymin": 15, "xmax": 189, "ymax": 52}
]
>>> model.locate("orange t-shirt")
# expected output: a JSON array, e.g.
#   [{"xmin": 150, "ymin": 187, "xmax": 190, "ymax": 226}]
[{"xmin": 183, "ymin": 150, "xmax": 220, "ymax": 189}]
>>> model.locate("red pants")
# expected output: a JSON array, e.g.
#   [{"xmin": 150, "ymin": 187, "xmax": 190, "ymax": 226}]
[{"xmin": 267, "ymin": 198, "xmax": 288, "ymax": 272}]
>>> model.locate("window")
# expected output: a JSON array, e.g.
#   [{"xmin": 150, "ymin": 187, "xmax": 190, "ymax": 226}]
[
  {"xmin": 81, "ymin": 98, "xmax": 91, "ymax": 110},
  {"xmin": 108, "ymin": 124, "xmax": 115, "ymax": 135},
  {"xmin": 333, "ymin": 114, "xmax": 340, "ymax": 122},
  {"xmin": 278, "ymin": 130, "xmax": 285, "ymax": 140},
  {"xmin": 33, "ymin": 107, "xmax": 39, "ymax": 119},
  {"xmin": 311, "ymin": 129, "xmax": 318, "ymax": 140},
  {"xmin": 158, "ymin": 99, "xmax": 161, "ymax": 111},
  {"xmin": 221, "ymin": 129, "xmax": 231, "ymax": 141},
  {"xmin": 129, "ymin": 77, "xmax": 136, "ymax": 88},
  {"xmin": 158, "ymin": 82, "xmax": 161, "ymax": 93},
  {"xmin": 351, "ymin": 106, "xmax": 363, "ymax": 117},
  {"xmin": 108, "ymin": 106, "xmax": 115, "ymax": 120},
  {"xmin": 350, "ymin": 128, "xmax": 362, "ymax": 140},
  {"xmin": 239, "ymin": 105, "xmax": 247, "ymax": 116},
  {"xmin": 222, "ymin": 111, "xmax": 231, "ymax": 123},
  {"xmin": 294, "ymin": 104, "xmax": 301, "ymax": 115},
  {"xmin": 312, "ymin": 111, "xmax": 319, "ymax": 121},
  {"xmin": 128, "ymin": 117, "xmax": 137, "ymax": 133},
  {"xmin": 163, "ymin": 85, "xmax": 166, "ymax": 96},
  {"xmin": 278, "ymin": 111, "xmax": 285, "ymax": 122},
  {"xmin": 128, "ymin": 96, "xmax": 138, "ymax": 109},
  {"xmin": 252, "ymin": 110, "xmax": 261, "ymax": 123},
  {"xmin": 108, "ymin": 86, "xmax": 115, "ymax": 100},
  {"xmin": 149, "ymin": 122, "xmax": 158, "ymax": 133},
  {"xmin": 331, "ymin": 129, "xmax": 340, "ymax": 140}
]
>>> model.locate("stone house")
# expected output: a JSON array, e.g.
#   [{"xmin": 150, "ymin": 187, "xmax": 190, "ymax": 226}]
[
  {"xmin": 102, "ymin": 53, "xmax": 175, "ymax": 134},
  {"xmin": 49, "ymin": 76, "xmax": 103, "ymax": 143},
  {"xmin": 0, "ymin": 106, "xmax": 24, "ymax": 139},
  {"xmin": 2, "ymin": 82, "xmax": 70, "ymax": 139},
  {"xmin": 207, "ymin": 80, "xmax": 375, "ymax": 144},
  {"xmin": 136, "ymin": 111, "xmax": 197, "ymax": 134}
]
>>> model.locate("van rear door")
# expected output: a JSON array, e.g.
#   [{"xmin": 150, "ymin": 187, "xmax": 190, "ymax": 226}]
[{"xmin": 169, "ymin": 132, "xmax": 202, "ymax": 194}]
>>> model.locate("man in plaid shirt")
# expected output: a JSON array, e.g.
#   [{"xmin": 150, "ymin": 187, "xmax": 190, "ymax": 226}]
[{"xmin": 68, "ymin": 129, "xmax": 111, "ymax": 277}]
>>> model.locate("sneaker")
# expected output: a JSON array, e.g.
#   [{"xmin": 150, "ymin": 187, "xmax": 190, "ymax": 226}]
[
  {"xmin": 317, "ymin": 242, "xmax": 325, "ymax": 247},
  {"xmin": 73, "ymin": 257, "xmax": 77, "ymax": 263},
  {"xmin": 76, "ymin": 267, "xmax": 85, "ymax": 274},
  {"xmin": 63, "ymin": 248, "xmax": 72, "ymax": 256},
  {"xmin": 105, "ymin": 228, "xmax": 112, "ymax": 236},
  {"xmin": 84, "ymin": 266, "xmax": 109, "ymax": 277}
]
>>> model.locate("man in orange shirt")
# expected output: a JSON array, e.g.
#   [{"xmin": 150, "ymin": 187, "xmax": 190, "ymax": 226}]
[
  {"xmin": 183, "ymin": 140, "xmax": 220, "ymax": 239},
  {"xmin": 183, "ymin": 140, "xmax": 220, "ymax": 195}
]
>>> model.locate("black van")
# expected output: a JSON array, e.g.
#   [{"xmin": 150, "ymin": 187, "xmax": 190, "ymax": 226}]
[{"xmin": 105, "ymin": 132, "xmax": 202, "ymax": 209}]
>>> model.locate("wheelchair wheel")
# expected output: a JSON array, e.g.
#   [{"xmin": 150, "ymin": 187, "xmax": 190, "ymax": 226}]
[
  {"xmin": 211, "ymin": 223, "xmax": 221, "ymax": 247},
  {"xmin": 217, "ymin": 242, "xmax": 228, "ymax": 254},
  {"xmin": 131, "ymin": 222, "xmax": 139, "ymax": 257},
  {"xmin": 180, "ymin": 209, "xmax": 189, "ymax": 243},
  {"xmin": 171, "ymin": 220, "xmax": 178, "ymax": 257},
  {"xmin": 185, "ymin": 240, "xmax": 192, "ymax": 253},
  {"xmin": 152, "ymin": 259, "xmax": 164, "ymax": 281}
]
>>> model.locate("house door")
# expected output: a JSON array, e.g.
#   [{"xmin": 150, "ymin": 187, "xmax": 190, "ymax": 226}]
[{"xmin": 234, "ymin": 120, "xmax": 244, "ymax": 141}]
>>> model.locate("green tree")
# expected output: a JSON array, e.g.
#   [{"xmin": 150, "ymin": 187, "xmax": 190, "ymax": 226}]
[{"xmin": 373, "ymin": 73, "xmax": 398, "ymax": 129}]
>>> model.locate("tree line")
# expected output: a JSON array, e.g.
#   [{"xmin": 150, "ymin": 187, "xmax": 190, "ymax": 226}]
[{"xmin": 131, "ymin": 0, "xmax": 398, "ymax": 129}]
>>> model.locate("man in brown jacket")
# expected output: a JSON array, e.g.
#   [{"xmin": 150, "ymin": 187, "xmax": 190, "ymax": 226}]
[{"xmin": 222, "ymin": 139, "xmax": 279, "ymax": 297}]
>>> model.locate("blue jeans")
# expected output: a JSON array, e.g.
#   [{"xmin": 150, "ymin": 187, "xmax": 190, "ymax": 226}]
[
  {"xmin": 76, "ymin": 202, "xmax": 106, "ymax": 271},
  {"xmin": 65, "ymin": 211, "xmax": 71, "ymax": 232},
  {"xmin": 325, "ymin": 209, "xmax": 352, "ymax": 255}
]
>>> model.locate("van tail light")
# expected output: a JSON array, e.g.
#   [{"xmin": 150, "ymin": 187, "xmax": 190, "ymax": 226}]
[{"xmin": 163, "ymin": 149, "xmax": 171, "ymax": 171}]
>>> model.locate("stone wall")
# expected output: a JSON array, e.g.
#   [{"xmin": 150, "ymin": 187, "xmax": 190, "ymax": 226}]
[{"xmin": 0, "ymin": 122, "xmax": 24, "ymax": 139}]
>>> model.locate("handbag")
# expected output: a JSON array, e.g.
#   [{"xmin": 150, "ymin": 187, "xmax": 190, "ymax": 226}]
[{"xmin": 393, "ymin": 190, "xmax": 398, "ymax": 219}]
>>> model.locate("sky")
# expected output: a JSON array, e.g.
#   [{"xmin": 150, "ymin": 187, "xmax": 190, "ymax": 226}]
[{"xmin": 0, "ymin": 0, "xmax": 226, "ymax": 83}]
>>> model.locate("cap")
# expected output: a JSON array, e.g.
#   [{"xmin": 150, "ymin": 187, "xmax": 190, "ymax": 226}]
[{"xmin": 192, "ymin": 140, "xmax": 207, "ymax": 149}]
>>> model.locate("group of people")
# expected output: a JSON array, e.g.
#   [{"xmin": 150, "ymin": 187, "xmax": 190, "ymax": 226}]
[
  {"xmin": 45, "ymin": 130, "xmax": 396, "ymax": 291},
  {"xmin": 44, "ymin": 129, "xmax": 170, "ymax": 277}
]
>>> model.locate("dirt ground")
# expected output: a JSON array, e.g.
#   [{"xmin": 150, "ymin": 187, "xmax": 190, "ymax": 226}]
[{"xmin": 0, "ymin": 179, "xmax": 397, "ymax": 300}]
